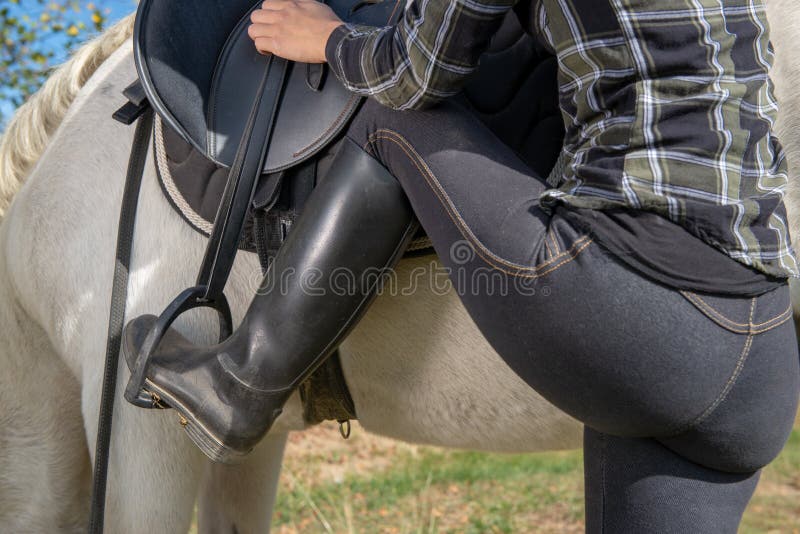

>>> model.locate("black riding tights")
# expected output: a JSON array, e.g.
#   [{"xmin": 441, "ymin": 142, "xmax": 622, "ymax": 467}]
[{"xmin": 343, "ymin": 97, "xmax": 800, "ymax": 532}]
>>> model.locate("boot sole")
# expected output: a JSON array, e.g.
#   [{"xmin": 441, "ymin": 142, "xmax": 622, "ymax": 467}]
[{"xmin": 142, "ymin": 377, "xmax": 254, "ymax": 464}]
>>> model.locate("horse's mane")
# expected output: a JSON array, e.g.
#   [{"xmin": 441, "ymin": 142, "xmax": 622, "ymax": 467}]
[{"xmin": 0, "ymin": 14, "xmax": 135, "ymax": 219}]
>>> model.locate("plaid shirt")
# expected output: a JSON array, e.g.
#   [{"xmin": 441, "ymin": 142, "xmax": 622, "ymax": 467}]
[{"xmin": 325, "ymin": 0, "xmax": 798, "ymax": 278}]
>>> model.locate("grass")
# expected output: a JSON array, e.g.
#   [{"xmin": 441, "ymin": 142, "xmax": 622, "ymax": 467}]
[
  {"xmin": 267, "ymin": 421, "xmax": 800, "ymax": 533},
  {"xmin": 740, "ymin": 428, "xmax": 800, "ymax": 534},
  {"xmin": 277, "ymin": 448, "xmax": 583, "ymax": 533}
]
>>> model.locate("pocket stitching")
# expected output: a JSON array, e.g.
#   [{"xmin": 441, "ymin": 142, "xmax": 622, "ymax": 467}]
[
  {"xmin": 680, "ymin": 290, "xmax": 792, "ymax": 334},
  {"xmin": 664, "ymin": 298, "xmax": 756, "ymax": 437}
]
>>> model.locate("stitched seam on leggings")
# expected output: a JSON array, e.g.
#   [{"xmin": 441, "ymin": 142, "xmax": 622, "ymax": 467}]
[
  {"xmin": 679, "ymin": 290, "xmax": 792, "ymax": 334},
  {"xmin": 364, "ymin": 129, "xmax": 556, "ymax": 272},
  {"xmin": 364, "ymin": 132, "xmax": 593, "ymax": 278},
  {"xmin": 664, "ymin": 297, "xmax": 757, "ymax": 437},
  {"xmin": 363, "ymin": 130, "xmax": 594, "ymax": 277},
  {"xmin": 681, "ymin": 290, "xmax": 792, "ymax": 327},
  {"xmin": 386, "ymin": 0, "xmax": 402, "ymax": 22},
  {"xmin": 548, "ymin": 229, "xmax": 561, "ymax": 255}
]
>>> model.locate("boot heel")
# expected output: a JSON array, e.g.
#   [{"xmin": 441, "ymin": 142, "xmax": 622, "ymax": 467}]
[
  {"xmin": 144, "ymin": 378, "xmax": 257, "ymax": 464},
  {"xmin": 183, "ymin": 408, "xmax": 283, "ymax": 463},
  {"xmin": 183, "ymin": 414, "xmax": 251, "ymax": 464}
]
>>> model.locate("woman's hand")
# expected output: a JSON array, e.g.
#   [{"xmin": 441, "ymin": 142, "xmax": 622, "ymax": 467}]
[{"xmin": 248, "ymin": 0, "xmax": 344, "ymax": 63}]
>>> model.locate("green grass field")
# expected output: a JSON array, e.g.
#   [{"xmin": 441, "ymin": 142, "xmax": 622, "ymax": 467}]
[{"xmin": 269, "ymin": 421, "xmax": 800, "ymax": 533}]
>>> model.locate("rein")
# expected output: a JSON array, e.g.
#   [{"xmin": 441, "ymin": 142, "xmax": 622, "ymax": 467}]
[{"xmin": 88, "ymin": 82, "xmax": 152, "ymax": 534}]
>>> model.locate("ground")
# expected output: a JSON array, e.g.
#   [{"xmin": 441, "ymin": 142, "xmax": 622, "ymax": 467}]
[{"xmin": 263, "ymin": 420, "xmax": 800, "ymax": 533}]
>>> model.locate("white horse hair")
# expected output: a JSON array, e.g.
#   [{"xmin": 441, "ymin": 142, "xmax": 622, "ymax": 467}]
[{"xmin": 0, "ymin": 4, "xmax": 798, "ymax": 532}]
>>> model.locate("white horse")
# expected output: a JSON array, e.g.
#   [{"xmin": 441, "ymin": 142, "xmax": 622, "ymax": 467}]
[{"xmin": 0, "ymin": 2, "xmax": 798, "ymax": 531}]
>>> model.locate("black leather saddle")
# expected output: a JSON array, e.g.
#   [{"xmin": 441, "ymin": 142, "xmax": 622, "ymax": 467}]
[{"xmin": 135, "ymin": 0, "xmax": 401, "ymax": 174}]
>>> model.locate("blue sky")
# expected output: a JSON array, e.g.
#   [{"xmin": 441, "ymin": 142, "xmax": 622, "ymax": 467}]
[
  {"xmin": 95, "ymin": 0, "xmax": 138, "ymax": 22},
  {"xmin": 0, "ymin": 0, "xmax": 138, "ymax": 122}
]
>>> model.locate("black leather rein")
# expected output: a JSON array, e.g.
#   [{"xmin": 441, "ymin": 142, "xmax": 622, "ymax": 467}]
[{"xmin": 88, "ymin": 83, "xmax": 152, "ymax": 534}]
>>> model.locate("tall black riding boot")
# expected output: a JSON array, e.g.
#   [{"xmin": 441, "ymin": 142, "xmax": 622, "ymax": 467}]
[{"xmin": 122, "ymin": 138, "xmax": 417, "ymax": 462}]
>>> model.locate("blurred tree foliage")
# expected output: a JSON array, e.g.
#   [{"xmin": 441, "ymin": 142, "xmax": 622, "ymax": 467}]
[{"xmin": 1, "ymin": 0, "xmax": 109, "ymax": 123}]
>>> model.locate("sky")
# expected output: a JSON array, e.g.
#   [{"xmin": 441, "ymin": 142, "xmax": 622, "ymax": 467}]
[{"xmin": 0, "ymin": 0, "xmax": 138, "ymax": 122}]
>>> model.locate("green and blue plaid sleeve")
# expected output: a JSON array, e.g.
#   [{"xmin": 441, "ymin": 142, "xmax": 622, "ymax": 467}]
[{"xmin": 324, "ymin": 0, "xmax": 518, "ymax": 110}]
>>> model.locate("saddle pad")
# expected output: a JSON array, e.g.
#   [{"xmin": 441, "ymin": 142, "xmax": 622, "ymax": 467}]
[
  {"xmin": 135, "ymin": 0, "xmax": 403, "ymax": 174},
  {"xmin": 153, "ymin": 115, "xmax": 435, "ymax": 254}
]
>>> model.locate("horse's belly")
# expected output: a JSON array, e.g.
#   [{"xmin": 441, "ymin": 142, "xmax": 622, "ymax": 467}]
[{"xmin": 341, "ymin": 255, "xmax": 582, "ymax": 453}]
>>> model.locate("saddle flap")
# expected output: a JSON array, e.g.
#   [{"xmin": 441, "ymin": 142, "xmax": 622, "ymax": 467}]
[{"xmin": 135, "ymin": 0, "xmax": 402, "ymax": 174}]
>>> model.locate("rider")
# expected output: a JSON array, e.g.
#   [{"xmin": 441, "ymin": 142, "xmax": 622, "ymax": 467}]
[{"xmin": 125, "ymin": 0, "xmax": 799, "ymax": 531}]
